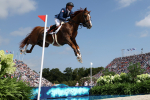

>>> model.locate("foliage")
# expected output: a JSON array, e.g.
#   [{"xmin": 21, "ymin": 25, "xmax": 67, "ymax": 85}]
[
  {"xmin": 0, "ymin": 75, "xmax": 35, "ymax": 100},
  {"xmin": 127, "ymin": 62, "xmax": 145, "ymax": 83},
  {"xmin": 102, "ymin": 68, "xmax": 116, "ymax": 76},
  {"xmin": 63, "ymin": 67, "xmax": 73, "ymax": 81},
  {"xmin": 97, "ymin": 72, "xmax": 150, "ymax": 86},
  {"xmin": 90, "ymin": 79, "xmax": 150, "ymax": 95},
  {"xmin": 42, "ymin": 66, "xmax": 104, "ymax": 86},
  {"xmin": 43, "ymin": 68, "xmax": 64, "ymax": 83},
  {"xmin": 0, "ymin": 50, "xmax": 35, "ymax": 100},
  {"xmin": 0, "ymin": 50, "xmax": 16, "ymax": 75},
  {"xmin": 136, "ymin": 73, "xmax": 150, "ymax": 83},
  {"xmin": 80, "ymin": 76, "xmax": 97, "ymax": 86},
  {"xmin": 94, "ymin": 61, "xmax": 149, "ymax": 95}
]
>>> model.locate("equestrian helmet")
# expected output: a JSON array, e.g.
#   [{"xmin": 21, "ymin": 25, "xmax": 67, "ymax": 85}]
[{"xmin": 66, "ymin": 2, "xmax": 74, "ymax": 7}]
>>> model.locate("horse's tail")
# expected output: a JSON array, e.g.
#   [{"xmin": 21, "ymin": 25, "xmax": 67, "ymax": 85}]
[
  {"xmin": 19, "ymin": 26, "xmax": 41, "ymax": 49},
  {"xmin": 19, "ymin": 33, "xmax": 31, "ymax": 49}
]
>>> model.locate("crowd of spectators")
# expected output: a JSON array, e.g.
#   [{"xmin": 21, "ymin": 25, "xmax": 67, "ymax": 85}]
[
  {"xmin": 8, "ymin": 59, "xmax": 53, "ymax": 87},
  {"xmin": 4, "ymin": 52, "xmax": 150, "ymax": 86},
  {"xmin": 94, "ymin": 52, "xmax": 150, "ymax": 79}
]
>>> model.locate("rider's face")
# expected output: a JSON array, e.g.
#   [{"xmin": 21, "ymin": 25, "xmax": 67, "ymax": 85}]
[{"xmin": 67, "ymin": 6, "xmax": 73, "ymax": 11}]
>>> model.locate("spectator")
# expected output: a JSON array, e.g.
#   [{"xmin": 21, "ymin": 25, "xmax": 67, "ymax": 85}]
[
  {"xmin": 93, "ymin": 52, "xmax": 150, "ymax": 79},
  {"xmin": 75, "ymin": 81, "xmax": 79, "ymax": 86}
]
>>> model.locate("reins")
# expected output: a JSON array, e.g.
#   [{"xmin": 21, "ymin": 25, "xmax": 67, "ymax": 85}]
[{"xmin": 69, "ymin": 19, "xmax": 83, "ymax": 29}]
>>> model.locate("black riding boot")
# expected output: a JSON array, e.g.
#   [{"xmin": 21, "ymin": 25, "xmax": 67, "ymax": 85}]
[
  {"xmin": 47, "ymin": 24, "xmax": 56, "ymax": 33},
  {"xmin": 42, "ymin": 25, "xmax": 56, "ymax": 36}
]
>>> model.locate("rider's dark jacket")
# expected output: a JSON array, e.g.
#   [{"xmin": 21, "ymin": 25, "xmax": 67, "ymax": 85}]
[{"xmin": 55, "ymin": 7, "xmax": 74, "ymax": 21}]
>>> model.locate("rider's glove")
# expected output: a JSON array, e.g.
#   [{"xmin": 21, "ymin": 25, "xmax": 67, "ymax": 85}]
[{"xmin": 66, "ymin": 18, "xmax": 71, "ymax": 21}]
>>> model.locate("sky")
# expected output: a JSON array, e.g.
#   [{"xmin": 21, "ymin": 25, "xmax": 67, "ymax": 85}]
[{"xmin": 0, "ymin": 0, "xmax": 150, "ymax": 73}]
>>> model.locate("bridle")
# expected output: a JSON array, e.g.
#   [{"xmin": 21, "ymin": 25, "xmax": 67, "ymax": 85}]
[
  {"xmin": 82, "ymin": 12, "xmax": 91, "ymax": 27},
  {"xmin": 69, "ymin": 11, "xmax": 91, "ymax": 29}
]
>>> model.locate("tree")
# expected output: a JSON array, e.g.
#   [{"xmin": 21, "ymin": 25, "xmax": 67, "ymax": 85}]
[
  {"xmin": 42, "ymin": 68, "xmax": 50, "ymax": 80},
  {"xmin": 48, "ymin": 68, "xmax": 64, "ymax": 83},
  {"xmin": 127, "ymin": 62, "xmax": 145, "ymax": 83},
  {"xmin": 72, "ymin": 68, "xmax": 78, "ymax": 80},
  {"xmin": 63, "ymin": 67, "xmax": 73, "ymax": 81},
  {"xmin": 78, "ymin": 67, "xmax": 86, "ymax": 78},
  {"xmin": 102, "ymin": 68, "xmax": 115, "ymax": 76}
]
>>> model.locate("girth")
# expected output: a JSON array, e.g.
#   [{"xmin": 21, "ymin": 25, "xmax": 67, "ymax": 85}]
[{"xmin": 51, "ymin": 33, "xmax": 62, "ymax": 47}]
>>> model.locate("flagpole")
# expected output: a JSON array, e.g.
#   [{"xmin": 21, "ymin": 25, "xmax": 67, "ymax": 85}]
[
  {"xmin": 19, "ymin": 53, "xmax": 20, "ymax": 61},
  {"xmin": 15, "ymin": 51, "xmax": 18, "ymax": 60},
  {"xmin": 37, "ymin": 14, "xmax": 48, "ymax": 100},
  {"xmin": 91, "ymin": 62, "xmax": 93, "ymax": 88},
  {"xmin": 22, "ymin": 54, "xmax": 24, "ymax": 61},
  {"xmin": 13, "ymin": 51, "xmax": 14, "ymax": 60}
]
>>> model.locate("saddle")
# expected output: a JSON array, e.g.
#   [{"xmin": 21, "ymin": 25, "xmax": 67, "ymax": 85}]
[
  {"xmin": 46, "ymin": 22, "xmax": 65, "ymax": 34},
  {"xmin": 46, "ymin": 24, "xmax": 58, "ymax": 34}
]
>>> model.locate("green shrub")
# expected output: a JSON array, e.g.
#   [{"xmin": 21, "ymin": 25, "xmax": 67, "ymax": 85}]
[
  {"xmin": 0, "ymin": 75, "xmax": 35, "ymax": 100},
  {"xmin": 0, "ymin": 50, "xmax": 35, "ymax": 100},
  {"xmin": 91, "ymin": 80, "xmax": 150, "ymax": 95}
]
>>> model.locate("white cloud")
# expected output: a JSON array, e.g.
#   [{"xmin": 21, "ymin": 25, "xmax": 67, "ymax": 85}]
[
  {"xmin": 116, "ymin": 0, "xmax": 137, "ymax": 9},
  {"xmin": 136, "ymin": 14, "xmax": 150, "ymax": 27},
  {"xmin": 0, "ymin": 36, "xmax": 9, "ymax": 46},
  {"xmin": 140, "ymin": 30, "xmax": 149, "ymax": 37},
  {"xmin": 0, "ymin": 0, "xmax": 37, "ymax": 19},
  {"xmin": 129, "ymin": 30, "xmax": 149, "ymax": 38},
  {"xmin": 10, "ymin": 27, "xmax": 32, "ymax": 36}
]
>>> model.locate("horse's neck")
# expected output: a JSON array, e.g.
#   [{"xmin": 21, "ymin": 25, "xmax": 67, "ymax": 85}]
[
  {"xmin": 71, "ymin": 12, "xmax": 82, "ymax": 30},
  {"xmin": 72, "ymin": 12, "xmax": 82, "ymax": 24}
]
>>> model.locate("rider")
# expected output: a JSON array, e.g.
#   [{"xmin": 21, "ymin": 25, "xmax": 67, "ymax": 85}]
[{"xmin": 47, "ymin": 2, "xmax": 74, "ymax": 34}]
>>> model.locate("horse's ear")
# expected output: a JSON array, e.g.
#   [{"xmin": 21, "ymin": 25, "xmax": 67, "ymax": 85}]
[
  {"xmin": 84, "ymin": 7, "xmax": 87, "ymax": 11},
  {"xmin": 88, "ymin": 11, "xmax": 91, "ymax": 14}
]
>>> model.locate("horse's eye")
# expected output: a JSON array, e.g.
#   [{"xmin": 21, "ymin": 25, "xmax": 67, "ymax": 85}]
[{"xmin": 84, "ymin": 15, "xmax": 87, "ymax": 17}]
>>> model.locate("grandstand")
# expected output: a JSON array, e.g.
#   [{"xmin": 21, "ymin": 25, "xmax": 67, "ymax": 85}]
[
  {"xmin": 9, "ymin": 52, "xmax": 150, "ymax": 86},
  {"xmin": 93, "ymin": 52, "xmax": 150, "ymax": 79},
  {"xmin": 10, "ymin": 59, "xmax": 52, "ymax": 87}
]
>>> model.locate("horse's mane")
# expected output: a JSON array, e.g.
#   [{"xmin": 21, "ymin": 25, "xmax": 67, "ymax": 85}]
[{"xmin": 70, "ymin": 8, "xmax": 84, "ymax": 19}]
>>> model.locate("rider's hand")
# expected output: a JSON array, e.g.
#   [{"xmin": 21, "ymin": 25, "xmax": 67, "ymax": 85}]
[{"xmin": 66, "ymin": 18, "xmax": 71, "ymax": 21}]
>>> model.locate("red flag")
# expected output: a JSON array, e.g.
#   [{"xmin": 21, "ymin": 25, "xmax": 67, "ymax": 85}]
[
  {"xmin": 38, "ymin": 15, "xmax": 46, "ymax": 22},
  {"xmin": 6, "ymin": 50, "xmax": 8, "ymax": 53}
]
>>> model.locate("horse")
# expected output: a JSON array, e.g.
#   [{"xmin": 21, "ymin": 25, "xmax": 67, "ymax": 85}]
[{"xmin": 19, "ymin": 8, "xmax": 92, "ymax": 63}]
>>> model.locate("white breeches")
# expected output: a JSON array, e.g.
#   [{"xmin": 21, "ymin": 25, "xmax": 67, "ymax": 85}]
[{"xmin": 55, "ymin": 18, "xmax": 65, "ymax": 26}]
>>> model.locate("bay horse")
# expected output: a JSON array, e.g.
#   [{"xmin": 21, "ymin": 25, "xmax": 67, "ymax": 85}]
[{"xmin": 19, "ymin": 8, "xmax": 92, "ymax": 63}]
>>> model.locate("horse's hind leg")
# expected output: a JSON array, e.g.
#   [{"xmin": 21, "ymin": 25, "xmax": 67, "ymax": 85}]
[
  {"xmin": 26, "ymin": 45, "xmax": 35, "ymax": 53},
  {"xmin": 20, "ymin": 44, "xmax": 29, "ymax": 53}
]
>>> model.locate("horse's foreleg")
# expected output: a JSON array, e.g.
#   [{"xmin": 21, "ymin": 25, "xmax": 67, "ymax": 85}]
[
  {"xmin": 72, "ymin": 39, "xmax": 81, "ymax": 57},
  {"xmin": 67, "ymin": 39, "xmax": 82, "ymax": 63},
  {"xmin": 26, "ymin": 45, "xmax": 35, "ymax": 53}
]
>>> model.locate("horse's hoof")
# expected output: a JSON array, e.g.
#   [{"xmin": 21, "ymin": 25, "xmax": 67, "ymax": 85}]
[
  {"xmin": 26, "ymin": 50, "xmax": 31, "ymax": 53},
  {"xmin": 77, "ymin": 57, "xmax": 83, "ymax": 63},
  {"xmin": 20, "ymin": 49, "xmax": 25, "ymax": 53}
]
